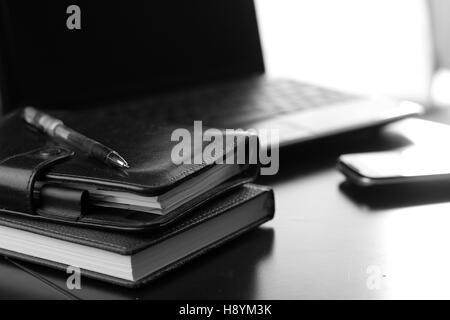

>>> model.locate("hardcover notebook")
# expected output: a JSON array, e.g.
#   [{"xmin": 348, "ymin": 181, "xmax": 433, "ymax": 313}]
[
  {"xmin": 0, "ymin": 107, "xmax": 259, "ymax": 231},
  {"xmin": 0, "ymin": 184, "xmax": 274, "ymax": 288}
]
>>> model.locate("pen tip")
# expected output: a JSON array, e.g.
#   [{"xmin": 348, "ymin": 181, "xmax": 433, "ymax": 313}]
[
  {"xmin": 122, "ymin": 161, "xmax": 131, "ymax": 169},
  {"xmin": 116, "ymin": 159, "xmax": 130, "ymax": 169},
  {"xmin": 108, "ymin": 152, "xmax": 130, "ymax": 169}
]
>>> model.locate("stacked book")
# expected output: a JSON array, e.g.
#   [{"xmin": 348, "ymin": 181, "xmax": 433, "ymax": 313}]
[{"xmin": 0, "ymin": 108, "xmax": 274, "ymax": 287}]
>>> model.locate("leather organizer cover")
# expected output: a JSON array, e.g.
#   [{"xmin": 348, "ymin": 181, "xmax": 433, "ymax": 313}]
[
  {"xmin": 0, "ymin": 184, "xmax": 275, "ymax": 288},
  {"xmin": 0, "ymin": 107, "xmax": 259, "ymax": 231}
]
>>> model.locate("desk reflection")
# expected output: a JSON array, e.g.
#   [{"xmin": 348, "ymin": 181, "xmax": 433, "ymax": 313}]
[{"xmin": 0, "ymin": 257, "xmax": 71, "ymax": 300}]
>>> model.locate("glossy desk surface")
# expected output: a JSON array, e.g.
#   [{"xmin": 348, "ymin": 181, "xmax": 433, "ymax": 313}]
[{"xmin": 2, "ymin": 111, "xmax": 450, "ymax": 300}]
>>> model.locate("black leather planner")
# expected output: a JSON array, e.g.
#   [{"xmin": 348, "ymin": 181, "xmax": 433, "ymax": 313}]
[{"xmin": 0, "ymin": 107, "xmax": 259, "ymax": 231}]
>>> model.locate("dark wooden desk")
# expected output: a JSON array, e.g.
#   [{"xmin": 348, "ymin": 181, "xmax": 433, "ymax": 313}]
[{"xmin": 2, "ymin": 110, "xmax": 450, "ymax": 300}]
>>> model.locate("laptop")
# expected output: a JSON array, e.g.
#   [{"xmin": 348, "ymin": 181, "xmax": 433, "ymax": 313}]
[{"xmin": 0, "ymin": 0, "xmax": 424, "ymax": 148}]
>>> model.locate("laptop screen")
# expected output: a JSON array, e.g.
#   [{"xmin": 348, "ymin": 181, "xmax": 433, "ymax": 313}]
[{"xmin": 0, "ymin": 0, "xmax": 264, "ymax": 113}]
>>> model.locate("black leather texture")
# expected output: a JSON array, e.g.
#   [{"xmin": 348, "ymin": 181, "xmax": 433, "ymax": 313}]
[
  {"xmin": 0, "ymin": 147, "xmax": 74, "ymax": 215},
  {"xmin": 0, "ymin": 184, "xmax": 275, "ymax": 288},
  {"xmin": 0, "ymin": 108, "xmax": 259, "ymax": 231}
]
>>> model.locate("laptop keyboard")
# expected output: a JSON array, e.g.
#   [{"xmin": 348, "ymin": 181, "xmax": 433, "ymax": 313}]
[
  {"xmin": 112, "ymin": 77, "xmax": 359, "ymax": 126},
  {"xmin": 98, "ymin": 77, "xmax": 419, "ymax": 147}
]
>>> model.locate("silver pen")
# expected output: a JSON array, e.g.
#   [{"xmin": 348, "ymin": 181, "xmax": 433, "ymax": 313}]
[{"xmin": 23, "ymin": 107, "xmax": 130, "ymax": 169}]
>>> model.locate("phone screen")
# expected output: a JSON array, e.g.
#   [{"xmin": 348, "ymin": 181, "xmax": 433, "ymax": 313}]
[{"xmin": 340, "ymin": 147, "xmax": 450, "ymax": 179}]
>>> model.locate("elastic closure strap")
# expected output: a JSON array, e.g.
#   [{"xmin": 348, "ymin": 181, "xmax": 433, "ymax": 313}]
[
  {"xmin": 0, "ymin": 147, "xmax": 74, "ymax": 215},
  {"xmin": 38, "ymin": 185, "xmax": 89, "ymax": 221}
]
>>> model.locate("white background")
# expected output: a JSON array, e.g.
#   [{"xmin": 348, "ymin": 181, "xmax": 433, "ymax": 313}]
[{"xmin": 256, "ymin": 0, "xmax": 434, "ymax": 104}]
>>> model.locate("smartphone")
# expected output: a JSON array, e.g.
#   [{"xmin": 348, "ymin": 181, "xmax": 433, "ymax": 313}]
[{"xmin": 338, "ymin": 146, "xmax": 450, "ymax": 187}]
